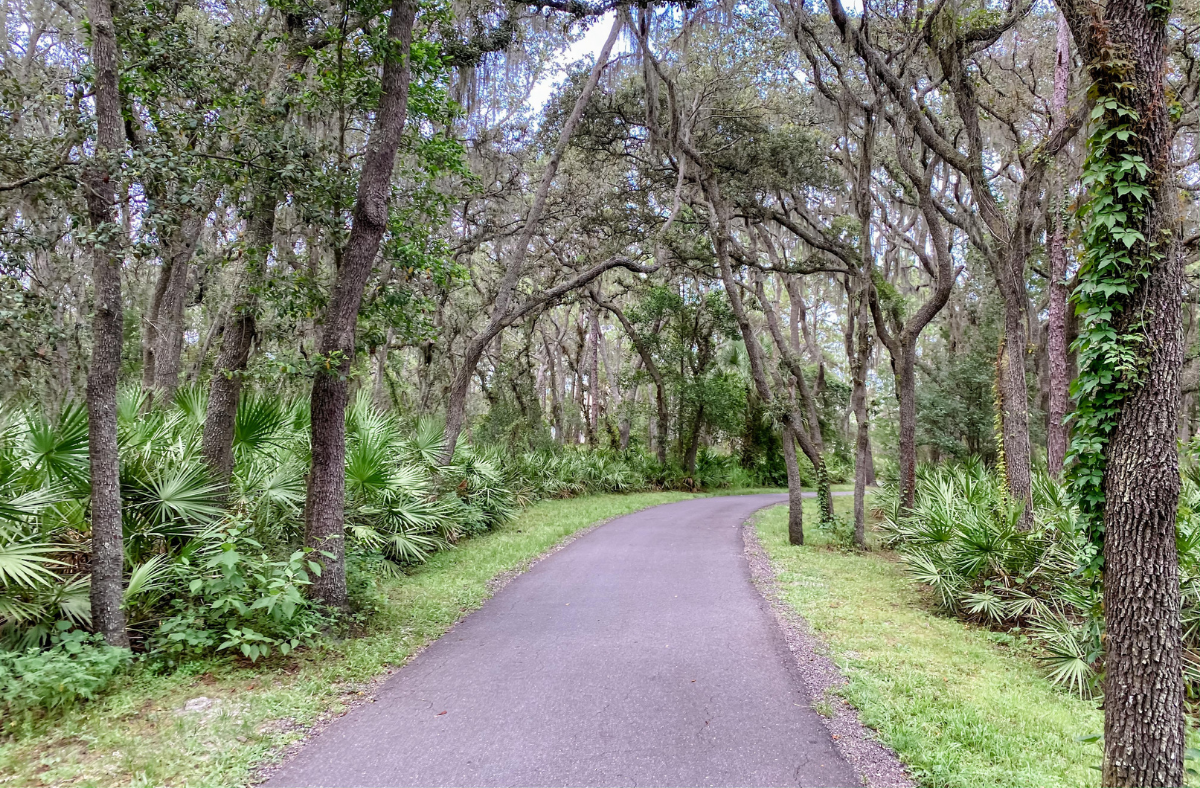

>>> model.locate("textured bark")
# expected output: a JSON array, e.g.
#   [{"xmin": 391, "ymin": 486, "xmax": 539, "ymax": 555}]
[
  {"xmin": 998, "ymin": 295, "xmax": 1033, "ymax": 521},
  {"xmin": 683, "ymin": 402, "xmax": 704, "ymax": 476},
  {"xmin": 1046, "ymin": 13, "xmax": 1071, "ymax": 477},
  {"xmin": 372, "ymin": 328, "xmax": 394, "ymax": 411},
  {"xmin": 848, "ymin": 280, "xmax": 871, "ymax": 547},
  {"xmin": 303, "ymin": 0, "xmax": 417, "ymax": 610},
  {"xmin": 83, "ymin": 0, "xmax": 128, "ymax": 648},
  {"xmin": 782, "ymin": 424, "xmax": 804, "ymax": 546},
  {"xmin": 200, "ymin": 195, "xmax": 271, "ymax": 485},
  {"xmin": 588, "ymin": 308, "xmax": 600, "ymax": 438},
  {"xmin": 1052, "ymin": 0, "xmax": 1186, "ymax": 779},
  {"xmin": 849, "ymin": 109, "xmax": 874, "ymax": 548}
]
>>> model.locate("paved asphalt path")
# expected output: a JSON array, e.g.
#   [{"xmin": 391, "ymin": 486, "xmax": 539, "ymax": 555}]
[{"xmin": 266, "ymin": 494, "xmax": 858, "ymax": 788}]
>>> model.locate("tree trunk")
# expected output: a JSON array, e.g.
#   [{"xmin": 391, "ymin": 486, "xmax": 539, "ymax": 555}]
[
  {"xmin": 200, "ymin": 195, "xmax": 271, "ymax": 485},
  {"xmin": 372, "ymin": 328, "xmax": 394, "ymax": 411},
  {"xmin": 83, "ymin": 0, "xmax": 128, "ymax": 648},
  {"xmin": 143, "ymin": 210, "xmax": 204, "ymax": 406},
  {"xmin": 303, "ymin": 0, "xmax": 416, "ymax": 610},
  {"xmin": 152, "ymin": 214, "xmax": 204, "ymax": 402},
  {"xmin": 683, "ymin": 402, "xmax": 704, "ymax": 477},
  {"xmin": 782, "ymin": 424, "xmax": 804, "ymax": 546},
  {"xmin": 588, "ymin": 308, "xmax": 600, "ymax": 437},
  {"xmin": 998, "ymin": 292, "xmax": 1034, "ymax": 522},
  {"xmin": 1046, "ymin": 13, "xmax": 1071, "ymax": 477},
  {"xmin": 200, "ymin": 12, "xmax": 311, "ymax": 484},
  {"xmin": 850, "ymin": 292, "xmax": 871, "ymax": 548},
  {"xmin": 896, "ymin": 339, "xmax": 918, "ymax": 512},
  {"xmin": 1061, "ymin": 0, "xmax": 1185, "ymax": 779}
]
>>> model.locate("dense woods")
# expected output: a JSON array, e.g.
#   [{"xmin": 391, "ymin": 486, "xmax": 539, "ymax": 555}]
[{"xmin": 2, "ymin": 0, "xmax": 1199, "ymax": 783}]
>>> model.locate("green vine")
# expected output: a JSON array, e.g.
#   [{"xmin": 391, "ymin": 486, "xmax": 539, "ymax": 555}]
[
  {"xmin": 993, "ymin": 339, "xmax": 1008, "ymax": 497},
  {"xmin": 1065, "ymin": 52, "xmax": 1160, "ymax": 574}
]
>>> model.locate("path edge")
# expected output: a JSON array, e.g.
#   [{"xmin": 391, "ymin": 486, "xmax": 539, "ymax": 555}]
[{"xmin": 741, "ymin": 509, "xmax": 915, "ymax": 788}]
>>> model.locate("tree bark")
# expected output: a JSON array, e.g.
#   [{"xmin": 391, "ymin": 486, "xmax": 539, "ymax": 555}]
[
  {"xmin": 782, "ymin": 424, "xmax": 804, "ymax": 546},
  {"xmin": 200, "ymin": 194, "xmax": 271, "ymax": 485},
  {"xmin": 143, "ymin": 212, "xmax": 204, "ymax": 405},
  {"xmin": 588, "ymin": 308, "xmax": 600, "ymax": 438},
  {"xmin": 1051, "ymin": 0, "xmax": 1186, "ymax": 779},
  {"xmin": 1046, "ymin": 13, "xmax": 1071, "ymax": 477},
  {"xmin": 83, "ymin": 0, "xmax": 129, "ymax": 648}
]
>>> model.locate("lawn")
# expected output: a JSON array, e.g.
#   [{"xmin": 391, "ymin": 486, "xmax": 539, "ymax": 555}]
[
  {"xmin": 0, "ymin": 491, "xmax": 703, "ymax": 788},
  {"xmin": 755, "ymin": 497, "xmax": 1105, "ymax": 788}
]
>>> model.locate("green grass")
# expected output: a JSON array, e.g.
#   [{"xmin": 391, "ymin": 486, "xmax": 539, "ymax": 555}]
[
  {"xmin": 0, "ymin": 491, "xmax": 701, "ymax": 788},
  {"xmin": 755, "ymin": 498, "xmax": 1104, "ymax": 788}
]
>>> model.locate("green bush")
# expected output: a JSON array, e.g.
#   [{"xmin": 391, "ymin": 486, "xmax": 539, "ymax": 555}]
[
  {"xmin": 148, "ymin": 521, "xmax": 328, "ymax": 665},
  {"xmin": 0, "ymin": 387, "xmax": 753, "ymax": 701},
  {"xmin": 876, "ymin": 459, "xmax": 1200, "ymax": 698},
  {"xmin": 0, "ymin": 623, "xmax": 131, "ymax": 729}
]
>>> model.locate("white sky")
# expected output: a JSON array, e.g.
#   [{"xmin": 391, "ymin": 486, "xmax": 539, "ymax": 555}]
[
  {"xmin": 524, "ymin": 2, "xmax": 865, "ymax": 114},
  {"xmin": 526, "ymin": 13, "xmax": 620, "ymax": 113}
]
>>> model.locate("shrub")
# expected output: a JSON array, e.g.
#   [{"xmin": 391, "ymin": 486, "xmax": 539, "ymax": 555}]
[
  {"xmin": 0, "ymin": 623, "xmax": 131, "ymax": 729},
  {"xmin": 877, "ymin": 460, "xmax": 1200, "ymax": 698}
]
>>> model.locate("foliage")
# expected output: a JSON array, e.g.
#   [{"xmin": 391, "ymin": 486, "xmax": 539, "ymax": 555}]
[
  {"xmin": 0, "ymin": 623, "xmax": 131, "ymax": 729},
  {"xmin": 878, "ymin": 460, "xmax": 1200, "ymax": 698},
  {"xmin": 755, "ymin": 502, "xmax": 1105, "ymax": 788},
  {"xmin": 0, "ymin": 387, "xmax": 748, "ymax": 708},
  {"xmin": 1066, "ymin": 60, "xmax": 1163, "ymax": 569},
  {"xmin": 0, "ymin": 492, "xmax": 697, "ymax": 785}
]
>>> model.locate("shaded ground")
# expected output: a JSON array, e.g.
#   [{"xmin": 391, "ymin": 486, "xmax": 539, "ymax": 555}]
[{"xmin": 264, "ymin": 494, "xmax": 860, "ymax": 787}]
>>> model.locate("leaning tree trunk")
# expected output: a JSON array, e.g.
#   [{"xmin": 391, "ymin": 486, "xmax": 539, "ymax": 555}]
[
  {"xmin": 303, "ymin": 0, "xmax": 416, "ymax": 609},
  {"xmin": 895, "ymin": 339, "xmax": 918, "ymax": 512},
  {"xmin": 998, "ymin": 288, "xmax": 1034, "ymax": 521},
  {"xmin": 142, "ymin": 210, "xmax": 204, "ymax": 406},
  {"xmin": 83, "ymin": 0, "xmax": 129, "ymax": 648},
  {"xmin": 152, "ymin": 214, "xmax": 205, "ymax": 402},
  {"xmin": 440, "ymin": 17, "xmax": 623, "ymax": 463},
  {"xmin": 850, "ymin": 289, "xmax": 872, "ymax": 549}
]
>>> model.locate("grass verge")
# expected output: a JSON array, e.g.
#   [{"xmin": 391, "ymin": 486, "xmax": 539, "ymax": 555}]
[
  {"xmin": 755, "ymin": 497, "xmax": 1104, "ymax": 788},
  {"xmin": 0, "ymin": 491, "xmax": 702, "ymax": 788}
]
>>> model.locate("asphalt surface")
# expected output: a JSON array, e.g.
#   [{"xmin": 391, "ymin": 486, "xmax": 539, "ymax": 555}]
[{"xmin": 265, "ymin": 494, "xmax": 859, "ymax": 788}]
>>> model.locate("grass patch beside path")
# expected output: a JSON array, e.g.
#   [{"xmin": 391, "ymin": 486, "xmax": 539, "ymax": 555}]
[
  {"xmin": 755, "ymin": 500, "xmax": 1104, "ymax": 788},
  {"xmin": 0, "ymin": 491, "xmax": 701, "ymax": 788}
]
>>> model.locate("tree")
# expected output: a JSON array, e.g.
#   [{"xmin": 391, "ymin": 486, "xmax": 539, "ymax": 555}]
[
  {"xmin": 82, "ymin": 0, "xmax": 129, "ymax": 648},
  {"xmin": 303, "ymin": 0, "xmax": 419, "ymax": 609},
  {"xmin": 1056, "ymin": 0, "xmax": 1187, "ymax": 781}
]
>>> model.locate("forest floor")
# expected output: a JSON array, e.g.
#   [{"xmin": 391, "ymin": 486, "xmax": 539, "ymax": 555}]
[
  {"xmin": 754, "ymin": 497, "xmax": 1106, "ymax": 788},
  {"xmin": 0, "ymin": 490, "xmax": 746, "ymax": 788}
]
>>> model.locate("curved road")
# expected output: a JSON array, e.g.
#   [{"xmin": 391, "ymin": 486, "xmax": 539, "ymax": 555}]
[{"xmin": 266, "ymin": 494, "xmax": 857, "ymax": 787}]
